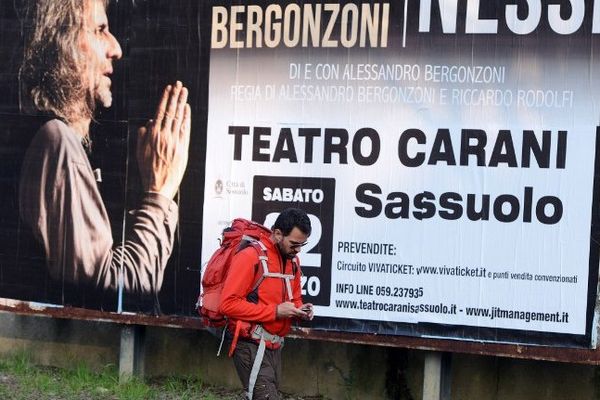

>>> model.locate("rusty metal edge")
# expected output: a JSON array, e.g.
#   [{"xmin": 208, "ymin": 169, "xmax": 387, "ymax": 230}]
[
  {"xmin": 0, "ymin": 299, "xmax": 204, "ymax": 330},
  {"xmin": 289, "ymin": 328, "xmax": 600, "ymax": 365},
  {"xmin": 1, "ymin": 299, "xmax": 599, "ymax": 365}
]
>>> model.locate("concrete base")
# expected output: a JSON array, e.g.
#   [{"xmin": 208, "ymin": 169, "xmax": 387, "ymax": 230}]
[
  {"xmin": 423, "ymin": 352, "xmax": 451, "ymax": 400},
  {"xmin": 0, "ymin": 313, "xmax": 598, "ymax": 400},
  {"xmin": 119, "ymin": 325, "xmax": 146, "ymax": 382}
]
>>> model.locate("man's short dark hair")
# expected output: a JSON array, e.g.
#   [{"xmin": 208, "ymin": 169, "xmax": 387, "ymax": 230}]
[{"xmin": 272, "ymin": 208, "xmax": 311, "ymax": 236}]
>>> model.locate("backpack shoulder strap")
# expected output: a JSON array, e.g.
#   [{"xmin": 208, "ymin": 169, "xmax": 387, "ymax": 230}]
[
  {"xmin": 247, "ymin": 239, "xmax": 269, "ymax": 292},
  {"xmin": 240, "ymin": 239, "xmax": 269, "ymax": 306}
]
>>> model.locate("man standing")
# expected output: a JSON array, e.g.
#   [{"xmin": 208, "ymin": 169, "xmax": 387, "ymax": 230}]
[
  {"xmin": 220, "ymin": 208, "xmax": 314, "ymax": 400},
  {"xmin": 18, "ymin": 0, "xmax": 191, "ymax": 302}
]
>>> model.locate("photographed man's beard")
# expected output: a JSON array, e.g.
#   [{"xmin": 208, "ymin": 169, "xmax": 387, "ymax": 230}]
[
  {"xmin": 95, "ymin": 81, "xmax": 114, "ymax": 109},
  {"xmin": 277, "ymin": 243, "xmax": 295, "ymax": 260},
  {"xmin": 84, "ymin": 89, "xmax": 97, "ymax": 117},
  {"xmin": 84, "ymin": 80, "xmax": 113, "ymax": 118}
]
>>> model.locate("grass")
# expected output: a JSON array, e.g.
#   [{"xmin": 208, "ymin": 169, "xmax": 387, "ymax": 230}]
[{"xmin": 0, "ymin": 352, "xmax": 238, "ymax": 400}]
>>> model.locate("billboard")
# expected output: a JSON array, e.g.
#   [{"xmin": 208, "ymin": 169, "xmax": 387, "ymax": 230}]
[
  {"xmin": 201, "ymin": 1, "xmax": 600, "ymax": 347},
  {"xmin": 0, "ymin": 0, "xmax": 207, "ymax": 315},
  {"xmin": 0, "ymin": 0, "xmax": 599, "ymax": 351}
]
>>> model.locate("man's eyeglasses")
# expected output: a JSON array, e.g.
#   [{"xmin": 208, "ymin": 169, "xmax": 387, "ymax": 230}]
[{"xmin": 288, "ymin": 240, "xmax": 308, "ymax": 250}]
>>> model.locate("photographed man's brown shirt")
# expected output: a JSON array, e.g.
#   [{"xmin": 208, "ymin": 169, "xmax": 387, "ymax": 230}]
[{"xmin": 19, "ymin": 119, "xmax": 178, "ymax": 295}]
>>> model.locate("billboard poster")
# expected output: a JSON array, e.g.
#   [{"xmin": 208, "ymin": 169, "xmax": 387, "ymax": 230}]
[
  {"xmin": 1, "ymin": 0, "xmax": 600, "ymax": 350},
  {"xmin": 201, "ymin": 1, "xmax": 600, "ymax": 347},
  {"xmin": 0, "ymin": 1, "xmax": 206, "ymax": 315}
]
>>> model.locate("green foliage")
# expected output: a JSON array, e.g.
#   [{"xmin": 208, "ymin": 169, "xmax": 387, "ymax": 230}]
[
  {"xmin": 162, "ymin": 375, "xmax": 204, "ymax": 399},
  {"xmin": 0, "ymin": 352, "xmax": 239, "ymax": 400}
]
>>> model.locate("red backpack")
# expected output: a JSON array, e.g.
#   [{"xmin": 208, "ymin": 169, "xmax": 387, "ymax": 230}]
[{"xmin": 197, "ymin": 218, "xmax": 271, "ymax": 327}]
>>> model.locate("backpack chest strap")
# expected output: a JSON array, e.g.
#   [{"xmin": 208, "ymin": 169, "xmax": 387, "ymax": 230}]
[
  {"xmin": 258, "ymin": 259, "xmax": 294, "ymax": 301},
  {"xmin": 249, "ymin": 239, "xmax": 296, "ymax": 301}
]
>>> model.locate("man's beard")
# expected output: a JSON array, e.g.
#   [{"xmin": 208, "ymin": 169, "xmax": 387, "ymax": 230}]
[
  {"xmin": 84, "ymin": 89, "xmax": 97, "ymax": 118},
  {"xmin": 94, "ymin": 81, "xmax": 114, "ymax": 109},
  {"xmin": 85, "ymin": 77, "xmax": 113, "ymax": 118},
  {"xmin": 276, "ymin": 242, "xmax": 294, "ymax": 260}
]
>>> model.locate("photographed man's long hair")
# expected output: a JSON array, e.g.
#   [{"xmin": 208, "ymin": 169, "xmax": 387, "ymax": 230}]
[{"xmin": 19, "ymin": 0, "xmax": 107, "ymax": 124}]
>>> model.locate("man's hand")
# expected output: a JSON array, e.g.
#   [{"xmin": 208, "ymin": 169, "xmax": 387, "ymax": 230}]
[
  {"xmin": 300, "ymin": 303, "xmax": 314, "ymax": 320},
  {"xmin": 276, "ymin": 301, "xmax": 308, "ymax": 319},
  {"xmin": 137, "ymin": 81, "xmax": 191, "ymax": 199}
]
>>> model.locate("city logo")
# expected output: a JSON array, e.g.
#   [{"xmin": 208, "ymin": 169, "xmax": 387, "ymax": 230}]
[{"xmin": 214, "ymin": 179, "xmax": 223, "ymax": 198}]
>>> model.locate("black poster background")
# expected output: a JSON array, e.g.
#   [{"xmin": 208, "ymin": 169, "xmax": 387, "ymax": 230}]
[
  {"xmin": 0, "ymin": 0, "xmax": 209, "ymax": 314},
  {"xmin": 252, "ymin": 175, "xmax": 336, "ymax": 306}
]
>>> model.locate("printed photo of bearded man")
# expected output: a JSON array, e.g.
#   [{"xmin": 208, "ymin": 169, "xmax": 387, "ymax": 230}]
[{"xmin": 18, "ymin": 0, "xmax": 191, "ymax": 307}]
